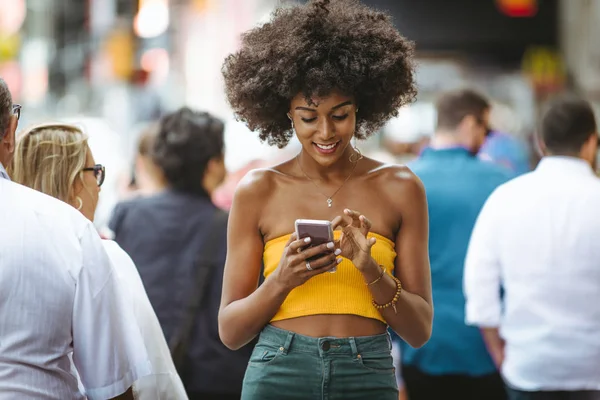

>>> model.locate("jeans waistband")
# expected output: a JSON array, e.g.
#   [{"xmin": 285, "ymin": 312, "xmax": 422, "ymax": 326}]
[{"xmin": 258, "ymin": 324, "xmax": 392, "ymax": 358}]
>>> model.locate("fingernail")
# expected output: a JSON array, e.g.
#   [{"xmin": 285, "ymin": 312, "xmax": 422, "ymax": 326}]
[
  {"xmin": 329, "ymin": 267, "xmax": 337, "ymax": 273},
  {"xmin": 336, "ymin": 257, "xmax": 343, "ymax": 264},
  {"xmin": 326, "ymin": 242, "xmax": 334, "ymax": 249},
  {"xmin": 334, "ymin": 248, "xmax": 341, "ymax": 255},
  {"xmin": 304, "ymin": 237, "xmax": 311, "ymax": 243}
]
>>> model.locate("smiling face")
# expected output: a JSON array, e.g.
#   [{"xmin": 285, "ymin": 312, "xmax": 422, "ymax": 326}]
[{"xmin": 288, "ymin": 91, "xmax": 357, "ymax": 167}]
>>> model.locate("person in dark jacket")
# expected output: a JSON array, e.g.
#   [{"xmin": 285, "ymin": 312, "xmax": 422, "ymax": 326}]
[{"xmin": 110, "ymin": 107, "xmax": 252, "ymax": 400}]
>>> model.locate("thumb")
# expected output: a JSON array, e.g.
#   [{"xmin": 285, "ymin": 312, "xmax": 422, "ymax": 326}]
[{"xmin": 366, "ymin": 236, "xmax": 376, "ymax": 250}]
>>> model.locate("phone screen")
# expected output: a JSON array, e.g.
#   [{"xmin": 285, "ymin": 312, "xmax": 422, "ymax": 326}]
[{"xmin": 295, "ymin": 220, "xmax": 333, "ymax": 262}]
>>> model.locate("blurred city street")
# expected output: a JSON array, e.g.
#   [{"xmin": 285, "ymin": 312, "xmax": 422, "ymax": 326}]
[{"xmin": 2, "ymin": 1, "xmax": 600, "ymax": 399}]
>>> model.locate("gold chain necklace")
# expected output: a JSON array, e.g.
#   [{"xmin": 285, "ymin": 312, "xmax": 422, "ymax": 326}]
[{"xmin": 296, "ymin": 154, "xmax": 360, "ymax": 208}]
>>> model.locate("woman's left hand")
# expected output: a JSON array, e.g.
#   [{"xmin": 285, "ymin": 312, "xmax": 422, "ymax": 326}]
[{"xmin": 331, "ymin": 209, "xmax": 377, "ymax": 270}]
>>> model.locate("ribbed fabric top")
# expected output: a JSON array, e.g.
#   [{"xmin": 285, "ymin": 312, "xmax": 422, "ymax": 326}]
[{"xmin": 263, "ymin": 231, "xmax": 396, "ymax": 323}]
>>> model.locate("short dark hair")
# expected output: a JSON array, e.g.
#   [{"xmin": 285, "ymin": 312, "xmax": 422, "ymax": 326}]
[
  {"xmin": 0, "ymin": 78, "xmax": 13, "ymax": 139},
  {"xmin": 435, "ymin": 89, "xmax": 490, "ymax": 131},
  {"xmin": 540, "ymin": 96, "xmax": 597, "ymax": 155},
  {"xmin": 222, "ymin": 0, "xmax": 417, "ymax": 148},
  {"xmin": 152, "ymin": 108, "xmax": 224, "ymax": 196}
]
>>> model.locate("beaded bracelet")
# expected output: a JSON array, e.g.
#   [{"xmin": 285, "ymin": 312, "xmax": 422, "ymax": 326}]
[{"xmin": 372, "ymin": 274, "xmax": 402, "ymax": 314}]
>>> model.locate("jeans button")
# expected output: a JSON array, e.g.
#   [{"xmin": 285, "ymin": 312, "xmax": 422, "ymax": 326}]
[{"xmin": 321, "ymin": 341, "xmax": 330, "ymax": 351}]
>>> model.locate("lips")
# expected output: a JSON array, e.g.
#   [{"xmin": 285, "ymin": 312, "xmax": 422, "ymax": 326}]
[{"xmin": 313, "ymin": 141, "xmax": 340, "ymax": 155}]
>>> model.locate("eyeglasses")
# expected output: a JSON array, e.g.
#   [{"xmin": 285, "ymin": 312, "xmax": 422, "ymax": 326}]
[
  {"xmin": 82, "ymin": 164, "xmax": 105, "ymax": 187},
  {"xmin": 12, "ymin": 104, "xmax": 21, "ymax": 121}
]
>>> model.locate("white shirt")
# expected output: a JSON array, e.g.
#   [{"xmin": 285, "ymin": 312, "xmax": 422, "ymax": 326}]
[
  {"xmin": 0, "ymin": 178, "xmax": 151, "ymax": 399},
  {"xmin": 102, "ymin": 240, "xmax": 188, "ymax": 400},
  {"xmin": 464, "ymin": 156, "xmax": 600, "ymax": 391}
]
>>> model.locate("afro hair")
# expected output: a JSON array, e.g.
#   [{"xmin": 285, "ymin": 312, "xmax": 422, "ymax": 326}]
[{"xmin": 222, "ymin": 0, "xmax": 417, "ymax": 148}]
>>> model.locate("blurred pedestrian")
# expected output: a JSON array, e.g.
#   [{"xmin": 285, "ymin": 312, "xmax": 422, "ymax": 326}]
[
  {"xmin": 110, "ymin": 108, "xmax": 251, "ymax": 400},
  {"xmin": 11, "ymin": 122, "xmax": 187, "ymax": 400},
  {"xmin": 401, "ymin": 89, "xmax": 512, "ymax": 400},
  {"xmin": 0, "ymin": 79, "xmax": 148, "ymax": 399},
  {"xmin": 465, "ymin": 96, "xmax": 600, "ymax": 399}
]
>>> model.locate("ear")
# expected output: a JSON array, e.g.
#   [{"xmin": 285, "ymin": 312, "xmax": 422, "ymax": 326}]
[
  {"xmin": 70, "ymin": 176, "xmax": 84, "ymax": 204},
  {"xmin": 2, "ymin": 115, "xmax": 17, "ymax": 153},
  {"xmin": 459, "ymin": 114, "xmax": 478, "ymax": 131},
  {"xmin": 534, "ymin": 131, "xmax": 547, "ymax": 157},
  {"xmin": 582, "ymin": 133, "xmax": 599, "ymax": 161}
]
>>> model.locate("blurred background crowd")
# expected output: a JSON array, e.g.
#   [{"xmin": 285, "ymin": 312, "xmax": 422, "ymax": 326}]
[{"xmin": 2, "ymin": 0, "xmax": 591, "ymax": 233}]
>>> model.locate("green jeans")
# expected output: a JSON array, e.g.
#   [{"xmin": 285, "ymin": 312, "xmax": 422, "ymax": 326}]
[{"xmin": 241, "ymin": 324, "xmax": 399, "ymax": 400}]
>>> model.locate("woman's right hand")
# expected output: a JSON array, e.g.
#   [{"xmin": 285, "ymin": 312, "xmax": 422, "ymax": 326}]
[{"xmin": 273, "ymin": 233, "xmax": 342, "ymax": 291}]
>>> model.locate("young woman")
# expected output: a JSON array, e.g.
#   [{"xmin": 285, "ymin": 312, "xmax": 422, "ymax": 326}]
[
  {"xmin": 10, "ymin": 123, "xmax": 187, "ymax": 400},
  {"xmin": 219, "ymin": 1, "xmax": 433, "ymax": 399}
]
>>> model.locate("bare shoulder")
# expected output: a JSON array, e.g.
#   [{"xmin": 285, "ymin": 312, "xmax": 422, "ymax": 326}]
[
  {"xmin": 369, "ymin": 162, "xmax": 424, "ymax": 193},
  {"xmin": 366, "ymin": 162, "xmax": 426, "ymax": 209},
  {"xmin": 235, "ymin": 168, "xmax": 276, "ymax": 198}
]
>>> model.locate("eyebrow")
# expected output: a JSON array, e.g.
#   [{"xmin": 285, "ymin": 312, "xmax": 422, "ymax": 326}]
[{"xmin": 295, "ymin": 100, "xmax": 353, "ymax": 112}]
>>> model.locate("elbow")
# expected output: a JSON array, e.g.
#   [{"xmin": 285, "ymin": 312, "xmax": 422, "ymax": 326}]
[
  {"xmin": 218, "ymin": 327, "xmax": 237, "ymax": 351},
  {"xmin": 219, "ymin": 330, "xmax": 243, "ymax": 351},
  {"xmin": 407, "ymin": 323, "xmax": 432, "ymax": 349},
  {"xmin": 405, "ymin": 305, "xmax": 433, "ymax": 349},
  {"xmin": 218, "ymin": 310, "xmax": 244, "ymax": 351}
]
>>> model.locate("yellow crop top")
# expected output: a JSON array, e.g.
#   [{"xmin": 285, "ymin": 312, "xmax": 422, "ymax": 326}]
[{"xmin": 263, "ymin": 231, "xmax": 397, "ymax": 323}]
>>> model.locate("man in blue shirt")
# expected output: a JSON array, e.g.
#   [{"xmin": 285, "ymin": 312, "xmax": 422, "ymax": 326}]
[{"xmin": 401, "ymin": 89, "xmax": 513, "ymax": 400}]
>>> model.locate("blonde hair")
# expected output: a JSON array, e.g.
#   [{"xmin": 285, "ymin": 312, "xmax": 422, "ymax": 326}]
[{"xmin": 10, "ymin": 123, "xmax": 89, "ymax": 203}]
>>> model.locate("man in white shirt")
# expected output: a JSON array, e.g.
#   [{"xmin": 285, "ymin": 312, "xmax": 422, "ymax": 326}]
[
  {"xmin": 0, "ymin": 78, "xmax": 151, "ymax": 399},
  {"xmin": 464, "ymin": 96, "xmax": 600, "ymax": 400}
]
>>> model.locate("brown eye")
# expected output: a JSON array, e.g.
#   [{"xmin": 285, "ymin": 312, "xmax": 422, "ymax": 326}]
[{"xmin": 301, "ymin": 117, "xmax": 317, "ymax": 123}]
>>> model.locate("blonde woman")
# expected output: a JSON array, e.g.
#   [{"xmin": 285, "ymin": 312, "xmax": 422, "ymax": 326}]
[{"xmin": 10, "ymin": 123, "xmax": 188, "ymax": 400}]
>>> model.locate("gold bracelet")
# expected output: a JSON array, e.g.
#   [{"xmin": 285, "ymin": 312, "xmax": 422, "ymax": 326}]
[
  {"xmin": 366, "ymin": 265, "xmax": 386, "ymax": 286},
  {"xmin": 372, "ymin": 274, "xmax": 402, "ymax": 314}
]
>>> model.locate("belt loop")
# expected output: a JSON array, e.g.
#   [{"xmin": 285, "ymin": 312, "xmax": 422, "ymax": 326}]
[
  {"xmin": 282, "ymin": 331, "xmax": 294, "ymax": 355},
  {"xmin": 349, "ymin": 337, "xmax": 359, "ymax": 357}
]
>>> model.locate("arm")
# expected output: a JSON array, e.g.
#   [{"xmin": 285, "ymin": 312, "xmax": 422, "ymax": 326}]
[
  {"xmin": 481, "ymin": 327, "xmax": 504, "ymax": 369},
  {"xmin": 219, "ymin": 170, "xmax": 338, "ymax": 350},
  {"xmin": 464, "ymin": 190, "xmax": 504, "ymax": 367},
  {"xmin": 362, "ymin": 172, "xmax": 433, "ymax": 348},
  {"xmin": 218, "ymin": 171, "xmax": 291, "ymax": 350}
]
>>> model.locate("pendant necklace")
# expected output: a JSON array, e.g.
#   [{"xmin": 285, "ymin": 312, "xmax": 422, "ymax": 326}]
[{"xmin": 296, "ymin": 152, "xmax": 361, "ymax": 208}]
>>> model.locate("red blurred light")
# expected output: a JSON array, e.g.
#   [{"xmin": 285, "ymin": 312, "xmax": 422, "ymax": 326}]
[{"xmin": 496, "ymin": 0, "xmax": 538, "ymax": 18}]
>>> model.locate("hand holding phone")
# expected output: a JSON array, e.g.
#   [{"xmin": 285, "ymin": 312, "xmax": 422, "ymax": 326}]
[
  {"xmin": 271, "ymin": 219, "xmax": 341, "ymax": 290},
  {"xmin": 295, "ymin": 219, "xmax": 339, "ymax": 273}
]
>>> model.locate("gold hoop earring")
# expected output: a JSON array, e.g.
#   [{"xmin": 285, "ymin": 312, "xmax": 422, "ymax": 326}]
[
  {"xmin": 349, "ymin": 146, "xmax": 363, "ymax": 163},
  {"xmin": 75, "ymin": 196, "xmax": 83, "ymax": 211}
]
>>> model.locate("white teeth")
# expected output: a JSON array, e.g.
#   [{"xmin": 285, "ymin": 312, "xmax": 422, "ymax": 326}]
[{"xmin": 315, "ymin": 142, "xmax": 337, "ymax": 150}]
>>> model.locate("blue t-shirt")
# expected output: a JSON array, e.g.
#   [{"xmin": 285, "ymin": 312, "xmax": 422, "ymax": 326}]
[
  {"xmin": 401, "ymin": 147, "xmax": 513, "ymax": 376},
  {"xmin": 478, "ymin": 131, "xmax": 531, "ymax": 176}
]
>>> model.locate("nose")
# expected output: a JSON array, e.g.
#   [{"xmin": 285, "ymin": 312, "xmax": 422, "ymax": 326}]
[{"xmin": 317, "ymin": 118, "xmax": 335, "ymax": 141}]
